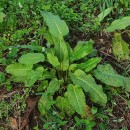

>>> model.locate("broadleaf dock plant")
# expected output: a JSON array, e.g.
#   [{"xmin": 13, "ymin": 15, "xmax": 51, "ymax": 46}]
[{"xmin": 5, "ymin": 12, "xmax": 130, "ymax": 120}]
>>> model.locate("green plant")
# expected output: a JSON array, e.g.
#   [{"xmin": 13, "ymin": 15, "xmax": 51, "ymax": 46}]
[
  {"xmin": 105, "ymin": 16, "xmax": 130, "ymax": 61},
  {"xmin": 97, "ymin": 7, "xmax": 113, "ymax": 22},
  {"xmin": 1, "ymin": 0, "xmax": 129, "ymax": 48},
  {"xmin": 100, "ymin": 0, "xmax": 130, "ymax": 16},
  {"xmin": 5, "ymin": 12, "xmax": 130, "ymax": 129},
  {"xmin": 106, "ymin": 16, "xmax": 130, "ymax": 32}
]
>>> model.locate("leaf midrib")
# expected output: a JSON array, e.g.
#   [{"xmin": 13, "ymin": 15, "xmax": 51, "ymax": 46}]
[
  {"xmin": 27, "ymin": 72, "xmax": 39, "ymax": 85},
  {"xmin": 73, "ymin": 86, "xmax": 82, "ymax": 114},
  {"xmin": 55, "ymin": 22, "xmax": 62, "ymax": 36},
  {"xmin": 77, "ymin": 76, "xmax": 106, "ymax": 103},
  {"xmin": 48, "ymin": 79, "xmax": 59, "ymax": 93}
]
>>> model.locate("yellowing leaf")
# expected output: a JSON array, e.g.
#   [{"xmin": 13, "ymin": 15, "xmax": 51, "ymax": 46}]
[
  {"xmin": 85, "ymin": 105, "xmax": 92, "ymax": 119},
  {"xmin": 112, "ymin": 33, "xmax": 129, "ymax": 60}
]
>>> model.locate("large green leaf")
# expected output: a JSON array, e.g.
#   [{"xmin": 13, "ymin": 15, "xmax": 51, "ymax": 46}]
[
  {"xmin": 65, "ymin": 84, "xmax": 86, "ymax": 116},
  {"xmin": 6, "ymin": 63, "xmax": 33, "ymax": 77},
  {"xmin": 112, "ymin": 33, "xmax": 129, "ymax": 60},
  {"xmin": 19, "ymin": 53, "xmax": 45, "ymax": 65},
  {"xmin": 70, "ymin": 41, "xmax": 93, "ymax": 61},
  {"xmin": 97, "ymin": 7, "xmax": 113, "ymax": 22},
  {"xmin": 77, "ymin": 57, "xmax": 101, "ymax": 72},
  {"xmin": 38, "ymin": 93, "xmax": 55, "ymax": 115},
  {"xmin": 56, "ymin": 96, "xmax": 75, "ymax": 116},
  {"xmin": 70, "ymin": 70, "xmax": 107, "ymax": 106},
  {"xmin": 47, "ymin": 78, "xmax": 60, "ymax": 95},
  {"xmin": 47, "ymin": 53, "xmax": 60, "ymax": 67},
  {"xmin": 106, "ymin": 16, "xmax": 130, "ymax": 32},
  {"xmin": 93, "ymin": 64, "xmax": 130, "ymax": 92},
  {"xmin": 41, "ymin": 11, "xmax": 69, "ymax": 38}
]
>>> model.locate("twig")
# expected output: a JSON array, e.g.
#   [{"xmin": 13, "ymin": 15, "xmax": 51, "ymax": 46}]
[
  {"xmin": 99, "ymin": 50, "xmax": 118, "ymax": 61},
  {"xmin": 0, "ymin": 90, "xmax": 19, "ymax": 99}
]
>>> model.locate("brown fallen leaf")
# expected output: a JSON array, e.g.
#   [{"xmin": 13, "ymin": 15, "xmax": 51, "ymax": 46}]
[
  {"xmin": 19, "ymin": 96, "xmax": 40, "ymax": 130},
  {"xmin": 9, "ymin": 117, "xmax": 18, "ymax": 130}
]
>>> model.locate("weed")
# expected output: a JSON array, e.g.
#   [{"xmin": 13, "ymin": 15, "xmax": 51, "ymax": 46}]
[{"xmin": 3, "ymin": 12, "xmax": 130, "ymax": 129}]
